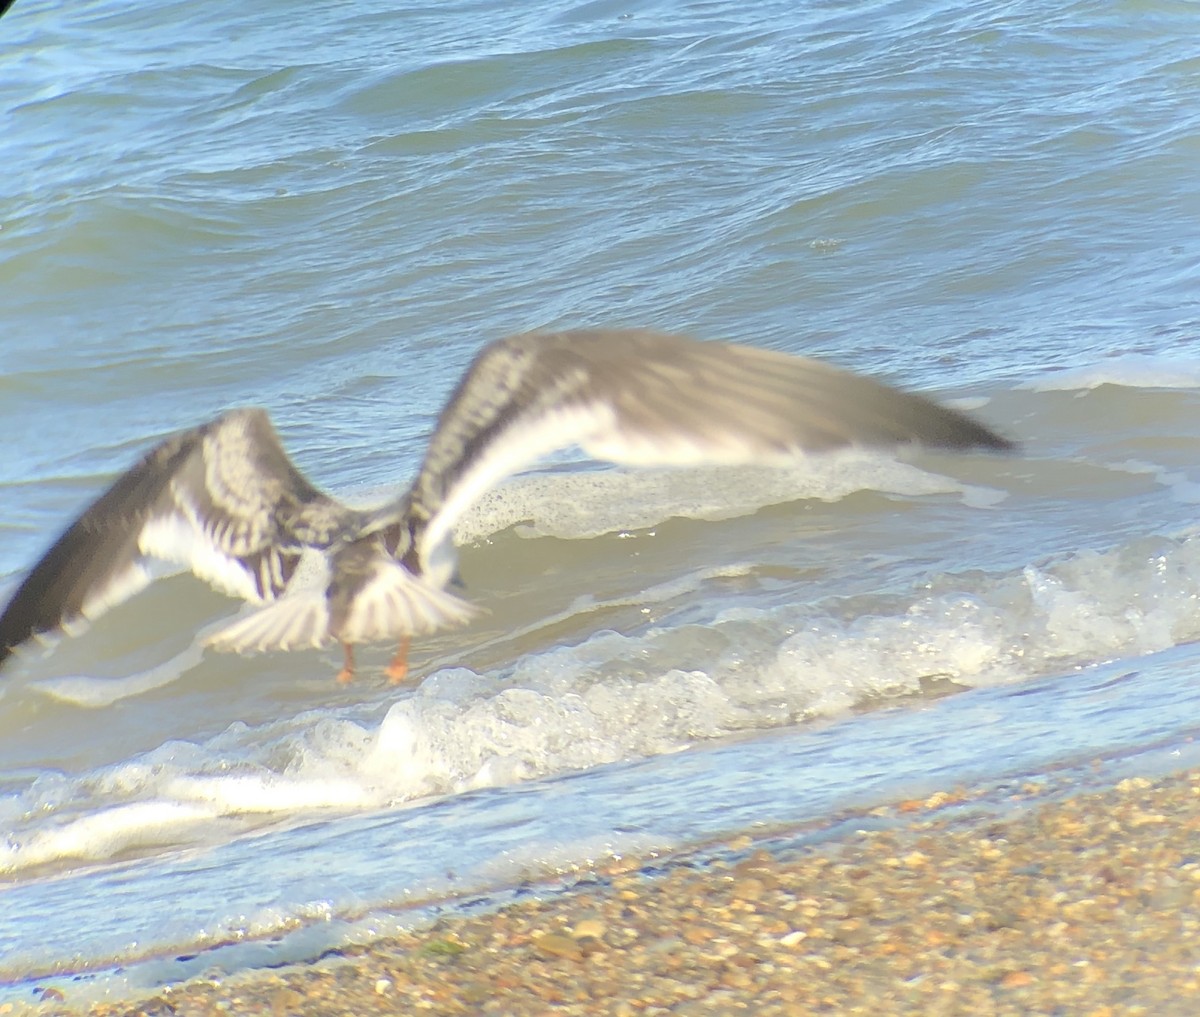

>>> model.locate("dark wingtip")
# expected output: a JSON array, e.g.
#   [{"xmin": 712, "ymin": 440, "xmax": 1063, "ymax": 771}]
[
  {"xmin": 0, "ymin": 596, "xmax": 32, "ymax": 674},
  {"xmin": 974, "ymin": 428, "xmax": 1019, "ymax": 454},
  {"xmin": 935, "ymin": 403, "xmax": 1018, "ymax": 455},
  {"xmin": 0, "ymin": 574, "xmax": 55, "ymax": 673}
]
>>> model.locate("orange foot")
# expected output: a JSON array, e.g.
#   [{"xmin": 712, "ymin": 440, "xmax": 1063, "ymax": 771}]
[
  {"xmin": 386, "ymin": 635, "xmax": 412, "ymax": 685},
  {"xmin": 336, "ymin": 642, "xmax": 356, "ymax": 684}
]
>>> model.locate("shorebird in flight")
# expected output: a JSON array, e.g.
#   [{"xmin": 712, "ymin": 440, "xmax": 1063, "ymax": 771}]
[{"xmin": 0, "ymin": 328, "xmax": 1013, "ymax": 684}]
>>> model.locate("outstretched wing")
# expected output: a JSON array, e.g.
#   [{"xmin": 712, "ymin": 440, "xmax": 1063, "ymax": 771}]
[
  {"xmin": 402, "ymin": 328, "xmax": 1014, "ymax": 559},
  {"xmin": 0, "ymin": 407, "xmax": 348, "ymax": 666}
]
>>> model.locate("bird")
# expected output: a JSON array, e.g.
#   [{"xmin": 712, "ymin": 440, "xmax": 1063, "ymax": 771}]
[{"xmin": 0, "ymin": 327, "xmax": 1014, "ymax": 685}]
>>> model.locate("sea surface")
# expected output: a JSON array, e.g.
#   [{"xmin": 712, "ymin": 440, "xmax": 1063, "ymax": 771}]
[{"xmin": 2, "ymin": 0, "xmax": 1200, "ymax": 1000}]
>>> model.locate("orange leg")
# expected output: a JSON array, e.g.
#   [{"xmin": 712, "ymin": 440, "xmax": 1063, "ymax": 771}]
[
  {"xmin": 336, "ymin": 642, "xmax": 356, "ymax": 684},
  {"xmin": 386, "ymin": 635, "xmax": 412, "ymax": 685}
]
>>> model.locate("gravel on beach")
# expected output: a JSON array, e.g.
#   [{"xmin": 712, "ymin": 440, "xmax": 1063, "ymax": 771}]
[{"xmin": 20, "ymin": 764, "xmax": 1200, "ymax": 1017}]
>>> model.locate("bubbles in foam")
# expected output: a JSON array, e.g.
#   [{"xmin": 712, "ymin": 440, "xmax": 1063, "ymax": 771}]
[
  {"xmin": 474, "ymin": 829, "xmax": 677, "ymax": 886},
  {"xmin": 1, "ymin": 801, "xmax": 220, "ymax": 871},
  {"xmin": 457, "ymin": 453, "xmax": 1001, "ymax": 543},
  {"xmin": 8, "ymin": 529, "xmax": 1200, "ymax": 880},
  {"xmin": 166, "ymin": 774, "xmax": 374, "ymax": 812}
]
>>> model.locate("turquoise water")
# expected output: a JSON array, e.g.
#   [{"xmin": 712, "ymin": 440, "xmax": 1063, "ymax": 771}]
[{"xmin": 2, "ymin": 0, "xmax": 1200, "ymax": 998}]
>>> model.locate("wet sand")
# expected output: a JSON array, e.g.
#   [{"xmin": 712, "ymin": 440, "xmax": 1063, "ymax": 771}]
[{"xmin": 23, "ymin": 762, "xmax": 1200, "ymax": 1016}]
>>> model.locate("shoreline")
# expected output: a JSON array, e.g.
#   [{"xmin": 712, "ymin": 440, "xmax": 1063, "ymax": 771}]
[{"xmin": 25, "ymin": 759, "xmax": 1200, "ymax": 1016}]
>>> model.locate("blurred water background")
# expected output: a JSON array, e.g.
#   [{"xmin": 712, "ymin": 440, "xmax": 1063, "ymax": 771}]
[{"xmin": 2, "ymin": 0, "xmax": 1199, "ymax": 1000}]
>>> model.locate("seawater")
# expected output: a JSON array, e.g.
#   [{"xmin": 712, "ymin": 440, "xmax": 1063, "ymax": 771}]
[{"xmin": 2, "ymin": 0, "xmax": 1200, "ymax": 997}]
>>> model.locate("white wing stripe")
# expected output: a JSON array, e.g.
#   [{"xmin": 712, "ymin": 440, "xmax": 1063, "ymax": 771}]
[
  {"xmin": 139, "ymin": 514, "xmax": 262, "ymax": 603},
  {"xmin": 419, "ymin": 402, "xmax": 612, "ymax": 567}
]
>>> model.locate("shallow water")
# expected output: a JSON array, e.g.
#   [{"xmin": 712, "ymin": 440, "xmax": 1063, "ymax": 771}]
[{"xmin": 2, "ymin": 0, "xmax": 1200, "ymax": 997}]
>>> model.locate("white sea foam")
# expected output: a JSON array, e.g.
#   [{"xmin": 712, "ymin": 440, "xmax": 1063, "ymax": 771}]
[
  {"xmin": 166, "ymin": 773, "xmax": 375, "ymax": 812},
  {"xmin": 6, "ymin": 530, "xmax": 1200, "ymax": 878},
  {"xmin": 473, "ymin": 830, "xmax": 677, "ymax": 886},
  {"xmin": 347, "ymin": 450, "xmax": 1003, "ymax": 547},
  {"xmin": 0, "ymin": 801, "xmax": 221, "ymax": 871},
  {"xmin": 1023, "ymin": 355, "xmax": 1200, "ymax": 392},
  {"xmin": 23, "ymin": 452, "xmax": 1000, "ymax": 710},
  {"xmin": 1106, "ymin": 459, "xmax": 1200, "ymax": 506},
  {"xmin": 457, "ymin": 452, "xmax": 1003, "ymax": 543},
  {"xmin": 30, "ymin": 642, "xmax": 208, "ymax": 707}
]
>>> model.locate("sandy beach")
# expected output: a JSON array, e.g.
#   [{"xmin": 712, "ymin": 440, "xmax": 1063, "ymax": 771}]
[{"xmin": 20, "ymin": 758, "xmax": 1200, "ymax": 1017}]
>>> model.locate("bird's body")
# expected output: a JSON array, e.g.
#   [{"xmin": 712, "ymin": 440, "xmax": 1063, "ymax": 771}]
[{"xmin": 0, "ymin": 328, "xmax": 1013, "ymax": 683}]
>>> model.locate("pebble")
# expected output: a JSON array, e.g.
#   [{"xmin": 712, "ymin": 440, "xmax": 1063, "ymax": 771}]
[
  {"xmin": 571, "ymin": 918, "xmax": 606, "ymax": 940},
  {"xmin": 533, "ymin": 932, "xmax": 585, "ymax": 961},
  {"xmin": 29, "ymin": 767, "xmax": 1200, "ymax": 1017}
]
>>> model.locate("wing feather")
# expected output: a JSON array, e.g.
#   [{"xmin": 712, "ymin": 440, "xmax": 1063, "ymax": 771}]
[
  {"xmin": 404, "ymin": 328, "xmax": 1013, "ymax": 559},
  {"xmin": 205, "ymin": 551, "xmax": 478, "ymax": 653},
  {"xmin": 0, "ymin": 408, "xmax": 345, "ymax": 665},
  {"xmin": 2, "ymin": 327, "xmax": 1013, "ymax": 671}
]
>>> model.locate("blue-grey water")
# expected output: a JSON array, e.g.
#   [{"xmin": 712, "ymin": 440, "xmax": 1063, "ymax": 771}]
[{"xmin": 3, "ymin": 0, "xmax": 1200, "ymax": 1002}]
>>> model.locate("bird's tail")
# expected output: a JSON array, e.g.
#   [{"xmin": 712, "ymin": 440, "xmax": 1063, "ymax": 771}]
[
  {"xmin": 334, "ymin": 558, "xmax": 480, "ymax": 644},
  {"xmin": 206, "ymin": 591, "xmax": 332, "ymax": 654},
  {"xmin": 205, "ymin": 560, "xmax": 479, "ymax": 654}
]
